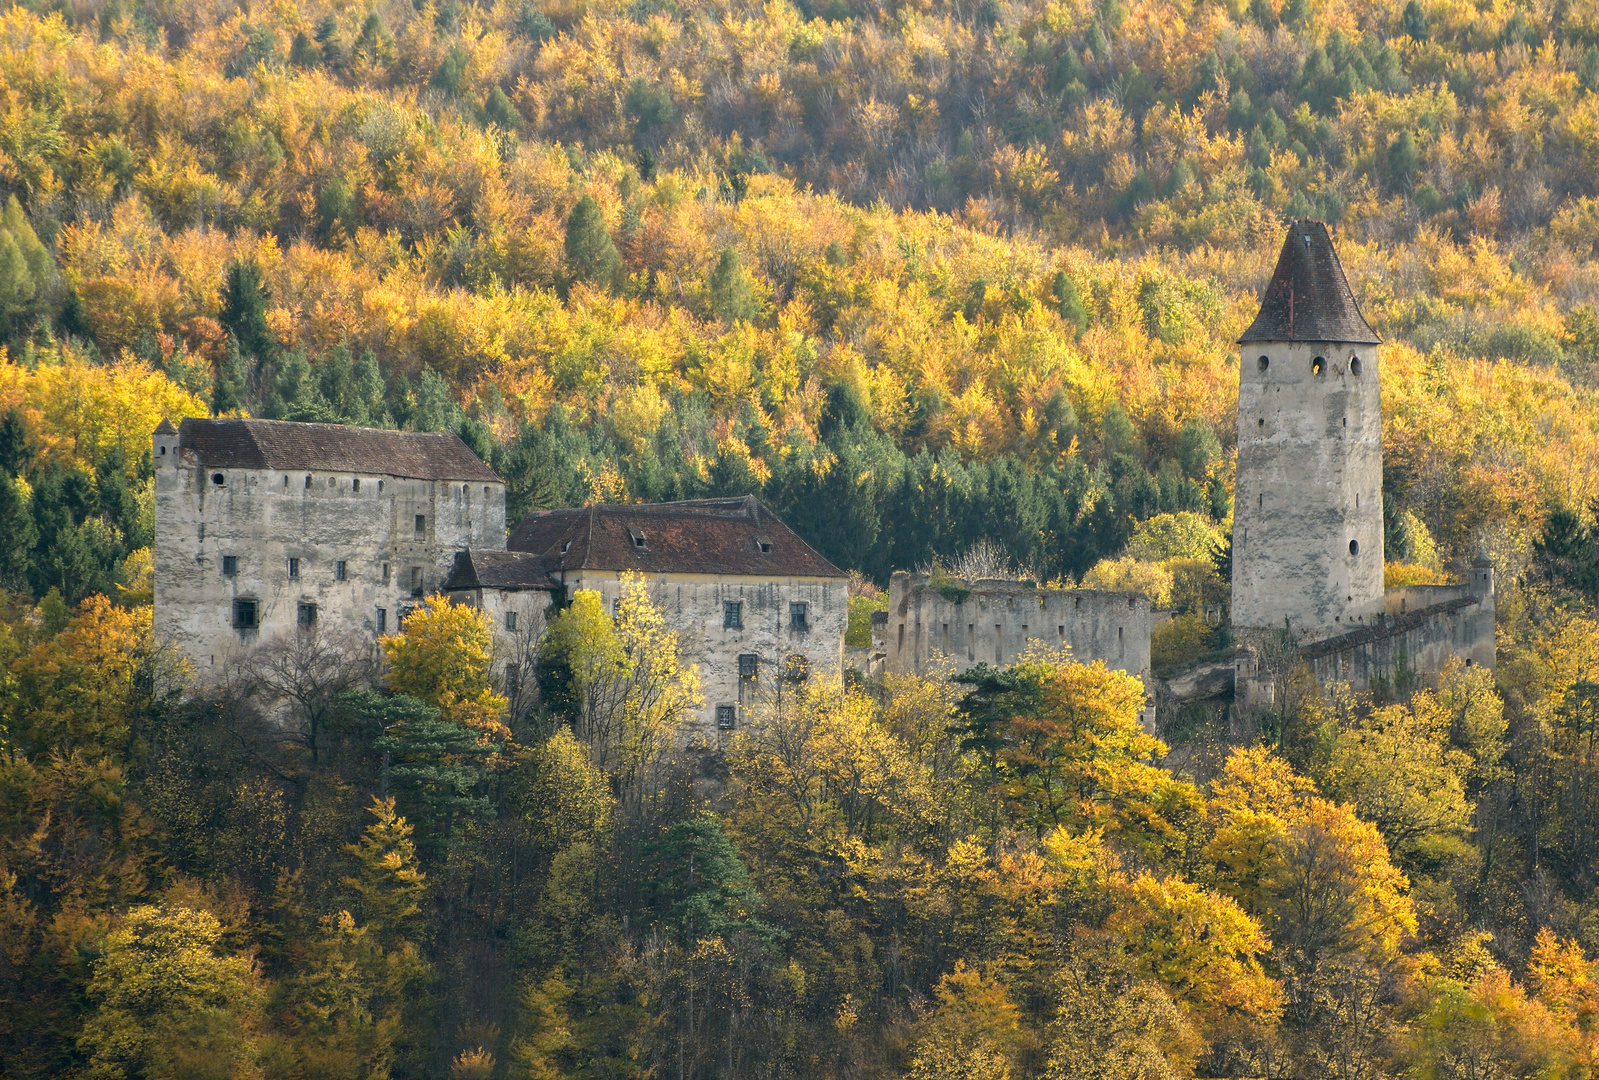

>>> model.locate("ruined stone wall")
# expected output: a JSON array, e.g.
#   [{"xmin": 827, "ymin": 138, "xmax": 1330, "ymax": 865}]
[
  {"xmin": 1232, "ymin": 340, "xmax": 1385, "ymax": 636},
  {"xmin": 559, "ymin": 569, "xmax": 849, "ymax": 739},
  {"xmin": 153, "ymin": 426, "xmax": 507, "ymax": 684},
  {"xmin": 884, "ymin": 572, "xmax": 1153, "ymax": 680}
]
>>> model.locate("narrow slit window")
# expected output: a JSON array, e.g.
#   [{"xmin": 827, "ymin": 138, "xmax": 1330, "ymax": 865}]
[
  {"xmin": 410, "ymin": 567, "xmax": 423, "ymax": 597},
  {"xmin": 336, "ymin": 560, "xmax": 347, "ymax": 581},
  {"xmin": 376, "ymin": 608, "xmax": 387, "ymax": 632},
  {"xmin": 288, "ymin": 557, "xmax": 300, "ymax": 579},
  {"xmin": 415, "ymin": 514, "xmax": 426, "ymax": 536}
]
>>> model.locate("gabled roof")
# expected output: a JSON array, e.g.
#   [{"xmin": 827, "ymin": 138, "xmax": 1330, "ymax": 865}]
[
  {"xmin": 1238, "ymin": 219, "xmax": 1381, "ymax": 345},
  {"xmin": 509, "ymin": 496, "xmax": 846, "ymax": 578},
  {"xmin": 444, "ymin": 550, "xmax": 558, "ymax": 592},
  {"xmin": 177, "ymin": 418, "xmax": 500, "ymax": 482}
]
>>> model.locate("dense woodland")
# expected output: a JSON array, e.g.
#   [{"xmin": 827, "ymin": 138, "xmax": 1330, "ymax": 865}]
[{"xmin": 5, "ymin": 0, "xmax": 1599, "ymax": 1073}]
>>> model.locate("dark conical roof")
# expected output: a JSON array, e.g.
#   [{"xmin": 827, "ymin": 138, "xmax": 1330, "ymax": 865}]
[{"xmin": 1238, "ymin": 219, "xmax": 1380, "ymax": 344}]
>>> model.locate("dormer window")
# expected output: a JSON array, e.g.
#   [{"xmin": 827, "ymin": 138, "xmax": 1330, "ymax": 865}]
[
  {"xmin": 560, "ymin": 540, "xmax": 572, "ymax": 555},
  {"xmin": 631, "ymin": 530, "xmax": 648, "ymax": 549},
  {"xmin": 756, "ymin": 538, "xmax": 772, "ymax": 553}
]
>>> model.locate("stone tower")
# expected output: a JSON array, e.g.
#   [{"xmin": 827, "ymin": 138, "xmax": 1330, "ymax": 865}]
[{"xmin": 1231, "ymin": 220, "xmax": 1384, "ymax": 638}]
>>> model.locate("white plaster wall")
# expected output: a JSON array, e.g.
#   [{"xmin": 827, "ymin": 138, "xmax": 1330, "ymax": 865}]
[
  {"xmin": 1232, "ymin": 341, "xmax": 1385, "ymax": 637},
  {"xmin": 884, "ymin": 573, "xmax": 1153, "ymax": 680},
  {"xmin": 561, "ymin": 570, "xmax": 848, "ymax": 738},
  {"xmin": 153, "ymin": 428, "xmax": 506, "ymax": 684}
]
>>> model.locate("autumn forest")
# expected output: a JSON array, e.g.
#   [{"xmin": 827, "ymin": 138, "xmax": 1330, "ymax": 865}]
[{"xmin": 4, "ymin": 0, "xmax": 1599, "ymax": 1074}]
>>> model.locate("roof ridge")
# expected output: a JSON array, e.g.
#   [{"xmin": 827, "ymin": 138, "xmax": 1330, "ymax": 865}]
[{"xmin": 1238, "ymin": 219, "xmax": 1381, "ymax": 345}]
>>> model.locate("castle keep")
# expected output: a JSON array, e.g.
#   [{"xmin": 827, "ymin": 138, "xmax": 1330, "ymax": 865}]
[{"xmin": 1229, "ymin": 220, "xmax": 1494, "ymax": 701}]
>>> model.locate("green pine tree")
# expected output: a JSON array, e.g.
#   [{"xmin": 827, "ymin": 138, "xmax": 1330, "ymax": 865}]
[
  {"xmin": 563, "ymin": 195, "xmax": 622, "ymax": 292},
  {"xmin": 708, "ymin": 248, "xmax": 759, "ymax": 323}
]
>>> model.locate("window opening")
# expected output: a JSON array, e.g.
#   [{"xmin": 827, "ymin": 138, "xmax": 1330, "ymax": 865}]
[
  {"xmin": 756, "ymin": 539, "xmax": 772, "ymax": 553},
  {"xmin": 1257, "ymin": 355, "xmax": 1269, "ymax": 372},
  {"xmin": 378, "ymin": 480, "xmax": 384, "ymax": 493},
  {"xmin": 783, "ymin": 655, "xmax": 810, "ymax": 682},
  {"xmin": 297, "ymin": 602, "xmax": 317, "ymax": 628},
  {"xmin": 382, "ymin": 563, "xmax": 390, "ymax": 585},
  {"xmin": 232, "ymin": 598, "xmax": 258, "ymax": 630},
  {"xmin": 790, "ymin": 601, "xmax": 808, "ymax": 630},
  {"xmin": 1312, "ymin": 356, "xmax": 1326, "ymax": 376},
  {"xmin": 211, "ymin": 472, "xmax": 225, "ymax": 485},
  {"xmin": 410, "ymin": 567, "xmax": 423, "ymax": 597},
  {"xmin": 1349, "ymin": 539, "xmax": 1360, "ymax": 555},
  {"xmin": 632, "ymin": 531, "xmax": 647, "ymax": 548},
  {"xmin": 305, "ymin": 475, "xmax": 312, "ymax": 489},
  {"xmin": 898, "ymin": 624, "xmax": 905, "ymax": 650},
  {"xmin": 415, "ymin": 514, "xmax": 426, "ymax": 536},
  {"xmin": 716, "ymin": 704, "xmax": 737, "ymax": 730},
  {"xmin": 995, "ymin": 625, "xmax": 1003, "ymax": 665},
  {"xmin": 1350, "ymin": 356, "xmax": 1362, "ymax": 376},
  {"xmin": 222, "ymin": 555, "xmax": 238, "ymax": 577},
  {"xmin": 353, "ymin": 478, "xmax": 360, "ymax": 493},
  {"xmin": 739, "ymin": 653, "xmax": 758, "ymax": 680},
  {"xmin": 336, "ymin": 561, "xmax": 347, "ymax": 581},
  {"xmin": 288, "ymin": 557, "xmax": 300, "ymax": 579},
  {"xmin": 505, "ymin": 664, "xmax": 519, "ymax": 692},
  {"xmin": 376, "ymin": 608, "xmax": 387, "ymax": 633},
  {"xmin": 506, "ymin": 611, "xmax": 518, "ymax": 631},
  {"xmin": 723, "ymin": 601, "xmax": 743, "ymax": 629}
]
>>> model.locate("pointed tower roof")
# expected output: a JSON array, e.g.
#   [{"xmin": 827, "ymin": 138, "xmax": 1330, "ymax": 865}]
[
  {"xmin": 1238, "ymin": 219, "xmax": 1380, "ymax": 345},
  {"xmin": 154, "ymin": 418, "xmax": 177, "ymax": 435}
]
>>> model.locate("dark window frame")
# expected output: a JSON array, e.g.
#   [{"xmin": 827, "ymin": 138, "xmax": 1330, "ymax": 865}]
[
  {"xmin": 723, "ymin": 600, "xmax": 743, "ymax": 630},
  {"xmin": 232, "ymin": 598, "xmax": 258, "ymax": 630},
  {"xmin": 789, "ymin": 601, "xmax": 809, "ymax": 631},
  {"xmin": 222, "ymin": 555, "xmax": 238, "ymax": 577},
  {"xmin": 716, "ymin": 704, "xmax": 737, "ymax": 730},
  {"xmin": 297, "ymin": 602, "xmax": 318, "ymax": 629}
]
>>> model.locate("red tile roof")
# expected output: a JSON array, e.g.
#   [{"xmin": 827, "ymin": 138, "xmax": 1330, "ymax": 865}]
[
  {"xmin": 509, "ymin": 496, "xmax": 846, "ymax": 578},
  {"xmin": 1238, "ymin": 219, "xmax": 1381, "ymax": 345},
  {"xmin": 177, "ymin": 418, "xmax": 500, "ymax": 482}
]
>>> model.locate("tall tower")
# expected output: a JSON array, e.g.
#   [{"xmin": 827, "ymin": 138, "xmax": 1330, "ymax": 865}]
[{"xmin": 1231, "ymin": 220, "xmax": 1384, "ymax": 638}]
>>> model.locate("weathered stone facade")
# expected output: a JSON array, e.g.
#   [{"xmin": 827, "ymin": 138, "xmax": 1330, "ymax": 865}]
[
  {"xmin": 154, "ymin": 419, "xmax": 504, "ymax": 682},
  {"xmin": 882, "ymin": 572, "xmax": 1154, "ymax": 680},
  {"xmin": 506, "ymin": 498, "xmax": 848, "ymax": 738}
]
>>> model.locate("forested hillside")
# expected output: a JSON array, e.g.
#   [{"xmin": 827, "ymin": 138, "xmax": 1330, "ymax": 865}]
[{"xmin": 5, "ymin": 0, "xmax": 1599, "ymax": 1074}]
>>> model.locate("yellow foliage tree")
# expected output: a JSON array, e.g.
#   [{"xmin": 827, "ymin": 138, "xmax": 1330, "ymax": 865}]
[{"xmin": 382, "ymin": 595, "xmax": 509, "ymax": 738}]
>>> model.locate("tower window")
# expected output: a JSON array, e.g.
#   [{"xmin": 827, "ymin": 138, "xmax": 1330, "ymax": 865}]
[
  {"xmin": 353, "ymin": 478, "xmax": 361, "ymax": 493},
  {"xmin": 232, "ymin": 598, "xmax": 258, "ymax": 629},
  {"xmin": 1349, "ymin": 539, "xmax": 1360, "ymax": 555},
  {"xmin": 288, "ymin": 557, "xmax": 300, "ymax": 579},
  {"xmin": 211, "ymin": 472, "xmax": 225, "ymax": 485},
  {"xmin": 410, "ymin": 567, "xmax": 423, "ymax": 596},
  {"xmin": 415, "ymin": 514, "xmax": 426, "ymax": 536},
  {"xmin": 376, "ymin": 608, "xmax": 387, "ymax": 632},
  {"xmin": 305, "ymin": 475, "xmax": 312, "ymax": 489},
  {"xmin": 383, "ymin": 563, "xmax": 390, "ymax": 584},
  {"xmin": 1350, "ymin": 356, "xmax": 1362, "ymax": 376},
  {"xmin": 1257, "ymin": 355, "xmax": 1269, "ymax": 372},
  {"xmin": 336, "ymin": 560, "xmax": 347, "ymax": 581},
  {"xmin": 1312, "ymin": 356, "xmax": 1326, "ymax": 376}
]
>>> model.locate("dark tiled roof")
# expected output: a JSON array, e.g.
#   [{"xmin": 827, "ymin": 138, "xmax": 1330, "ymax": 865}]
[
  {"xmin": 444, "ymin": 550, "xmax": 558, "ymax": 592},
  {"xmin": 509, "ymin": 496, "xmax": 846, "ymax": 578},
  {"xmin": 177, "ymin": 418, "xmax": 499, "ymax": 482},
  {"xmin": 154, "ymin": 418, "xmax": 177, "ymax": 435},
  {"xmin": 1238, "ymin": 219, "xmax": 1381, "ymax": 345}
]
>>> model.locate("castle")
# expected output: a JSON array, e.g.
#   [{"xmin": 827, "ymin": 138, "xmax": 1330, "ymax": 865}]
[
  {"xmin": 152, "ymin": 221, "xmax": 1494, "ymax": 730},
  {"xmin": 1226, "ymin": 220, "xmax": 1494, "ymax": 705}
]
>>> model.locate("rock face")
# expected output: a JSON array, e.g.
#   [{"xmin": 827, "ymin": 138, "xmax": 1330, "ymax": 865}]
[{"xmin": 1231, "ymin": 220, "xmax": 1386, "ymax": 638}]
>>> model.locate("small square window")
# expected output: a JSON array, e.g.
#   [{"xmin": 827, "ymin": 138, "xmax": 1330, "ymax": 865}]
[
  {"xmin": 297, "ymin": 602, "xmax": 317, "ymax": 628},
  {"xmin": 288, "ymin": 557, "xmax": 300, "ymax": 579},
  {"xmin": 756, "ymin": 539, "xmax": 772, "ymax": 553},
  {"xmin": 790, "ymin": 601, "xmax": 808, "ymax": 631},
  {"xmin": 506, "ymin": 611, "xmax": 518, "ymax": 631},
  {"xmin": 739, "ymin": 653, "xmax": 758, "ymax": 680},
  {"xmin": 232, "ymin": 598, "xmax": 258, "ymax": 630},
  {"xmin": 716, "ymin": 704, "xmax": 737, "ymax": 731},
  {"xmin": 222, "ymin": 555, "xmax": 238, "ymax": 577},
  {"xmin": 415, "ymin": 514, "xmax": 426, "ymax": 536},
  {"xmin": 211, "ymin": 472, "xmax": 225, "ymax": 486},
  {"xmin": 410, "ymin": 567, "xmax": 423, "ymax": 597},
  {"xmin": 631, "ymin": 530, "xmax": 648, "ymax": 548},
  {"xmin": 376, "ymin": 608, "xmax": 387, "ymax": 633},
  {"xmin": 336, "ymin": 560, "xmax": 347, "ymax": 581},
  {"xmin": 723, "ymin": 601, "xmax": 742, "ymax": 629}
]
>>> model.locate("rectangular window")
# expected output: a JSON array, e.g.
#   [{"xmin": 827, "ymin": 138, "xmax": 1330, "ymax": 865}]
[
  {"xmin": 505, "ymin": 663, "xmax": 519, "ymax": 693},
  {"xmin": 967, "ymin": 624, "xmax": 975, "ymax": 661},
  {"xmin": 995, "ymin": 625, "xmax": 1003, "ymax": 665},
  {"xmin": 222, "ymin": 555, "xmax": 238, "ymax": 577},
  {"xmin": 376, "ymin": 608, "xmax": 387, "ymax": 633},
  {"xmin": 415, "ymin": 514, "xmax": 426, "ymax": 536},
  {"xmin": 506, "ymin": 611, "xmax": 518, "ymax": 632},
  {"xmin": 382, "ymin": 562, "xmax": 391, "ymax": 585},
  {"xmin": 336, "ymin": 560, "xmax": 347, "ymax": 581},
  {"xmin": 723, "ymin": 601, "xmax": 742, "ymax": 629},
  {"xmin": 298, "ymin": 602, "xmax": 317, "ymax": 628},
  {"xmin": 288, "ymin": 557, "xmax": 300, "ymax": 579},
  {"xmin": 410, "ymin": 567, "xmax": 423, "ymax": 597},
  {"xmin": 716, "ymin": 704, "xmax": 737, "ymax": 731},
  {"xmin": 789, "ymin": 601, "xmax": 808, "ymax": 631},
  {"xmin": 353, "ymin": 478, "xmax": 361, "ymax": 493},
  {"xmin": 232, "ymin": 598, "xmax": 258, "ymax": 630},
  {"xmin": 738, "ymin": 653, "xmax": 758, "ymax": 680}
]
